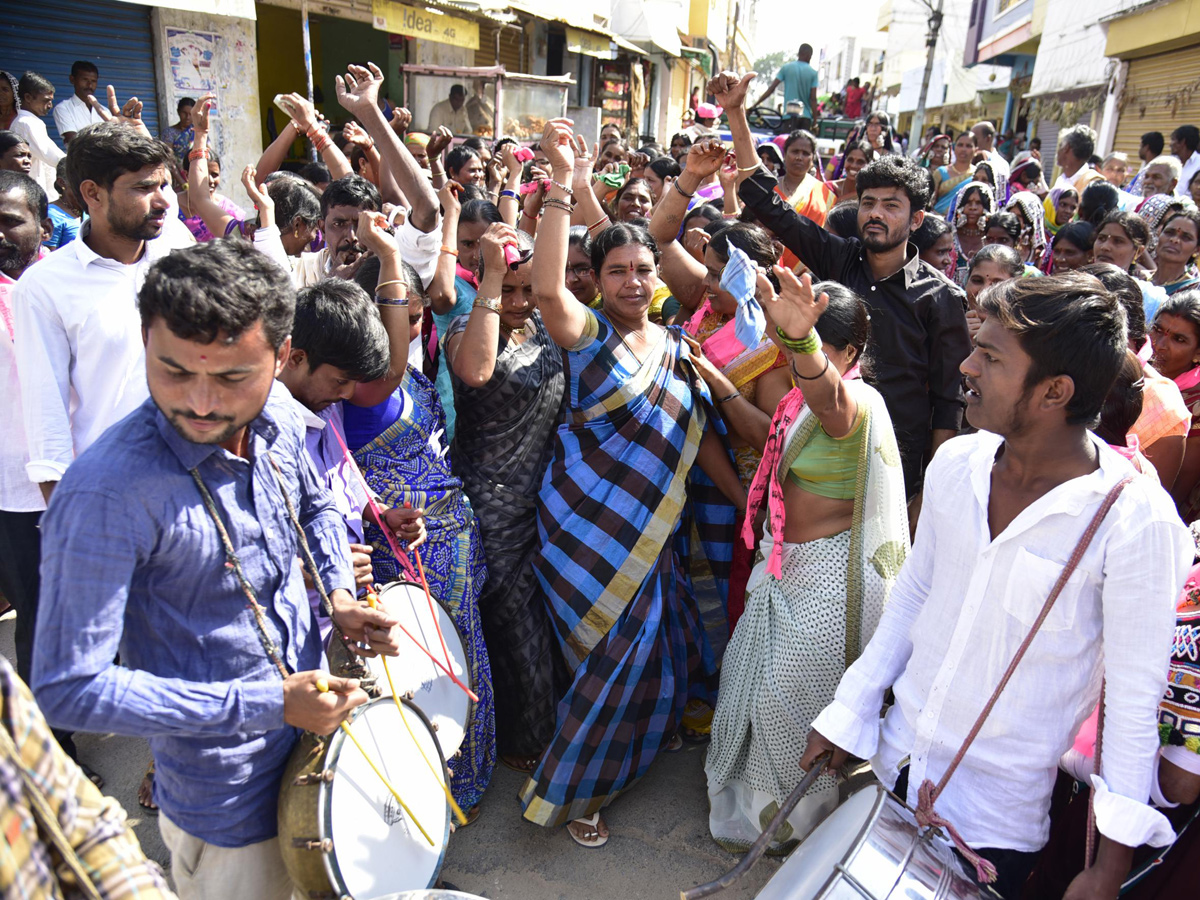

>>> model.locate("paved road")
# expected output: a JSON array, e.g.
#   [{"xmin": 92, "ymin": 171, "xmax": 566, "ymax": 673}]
[{"xmin": 0, "ymin": 606, "xmax": 782, "ymax": 899}]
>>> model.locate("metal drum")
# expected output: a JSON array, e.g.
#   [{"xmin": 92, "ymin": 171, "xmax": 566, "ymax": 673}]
[
  {"xmin": 278, "ymin": 696, "xmax": 452, "ymax": 900},
  {"xmin": 755, "ymin": 786, "xmax": 1000, "ymax": 900},
  {"xmin": 364, "ymin": 580, "xmax": 473, "ymax": 759}
]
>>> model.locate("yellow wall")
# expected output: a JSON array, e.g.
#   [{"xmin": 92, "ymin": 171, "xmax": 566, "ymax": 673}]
[
  {"xmin": 1105, "ymin": 0, "xmax": 1200, "ymax": 59},
  {"xmin": 256, "ymin": 5, "xmax": 308, "ymax": 150}
]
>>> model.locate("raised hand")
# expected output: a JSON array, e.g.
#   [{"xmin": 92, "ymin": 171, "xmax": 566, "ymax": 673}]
[
  {"xmin": 437, "ymin": 180, "xmax": 462, "ymax": 217},
  {"xmin": 390, "ymin": 106, "xmax": 413, "ymax": 135},
  {"xmin": 718, "ymin": 155, "xmax": 738, "ymax": 193},
  {"xmin": 539, "ymin": 118, "xmax": 577, "ymax": 176},
  {"xmin": 356, "ymin": 210, "xmax": 399, "ymax": 259},
  {"xmin": 480, "ymin": 222, "xmax": 519, "ymax": 279},
  {"xmin": 276, "ymin": 92, "xmax": 319, "ymax": 134},
  {"xmin": 192, "ymin": 93, "xmax": 216, "ymax": 135},
  {"xmin": 628, "ymin": 151, "xmax": 650, "ymax": 178},
  {"xmin": 334, "ymin": 62, "xmax": 384, "ymax": 119},
  {"xmin": 500, "ymin": 142, "xmax": 523, "ymax": 179},
  {"xmin": 342, "ymin": 120, "xmax": 374, "ymax": 148},
  {"xmin": 426, "ymin": 126, "xmax": 454, "ymax": 160},
  {"xmin": 571, "ymin": 137, "xmax": 596, "ymax": 195},
  {"xmin": 683, "ymin": 225, "xmax": 712, "ymax": 261},
  {"xmin": 686, "ymin": 137, "xmax": 728, "ymax": 179},
  {"xmin": 242, "ymin": 165, "xmax": 275, "ymax": 229},
  {"xmin": 89, "ymin": 85, "xmax": 150, "ymax": 138},
  {"xmin": 707, "ymin": 71, "xmax": 758, "ymax": 110},
  {"xmin": 765, "ymin": 265, "xmax": 828, "ymax": 341}
]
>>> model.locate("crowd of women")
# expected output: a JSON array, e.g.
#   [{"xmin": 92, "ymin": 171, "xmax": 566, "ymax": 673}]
[{"xmin": 4, "ymin": 55, "xmax": 1200, "ymax": 898}]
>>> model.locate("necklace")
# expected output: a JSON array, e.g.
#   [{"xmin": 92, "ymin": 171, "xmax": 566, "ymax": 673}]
[{"xmin": 612, "ymin": 320, "xmax": 656, "ymax": 365}]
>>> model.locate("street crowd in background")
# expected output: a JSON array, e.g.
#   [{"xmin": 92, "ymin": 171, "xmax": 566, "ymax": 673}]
[{"xmin": 3, "ymin": 36, "xmax": 1200, "ymax": 900}]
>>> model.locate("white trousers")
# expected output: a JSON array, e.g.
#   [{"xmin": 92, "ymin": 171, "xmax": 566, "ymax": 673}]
[{"xmin": 159, "ymin": 813, "xmax": 297, "ymax": 900}]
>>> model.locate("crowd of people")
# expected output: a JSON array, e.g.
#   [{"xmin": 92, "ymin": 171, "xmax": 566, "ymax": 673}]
[{"xmin": 1, "ymin": 44, "xmax": 1200, "ymax": 900}]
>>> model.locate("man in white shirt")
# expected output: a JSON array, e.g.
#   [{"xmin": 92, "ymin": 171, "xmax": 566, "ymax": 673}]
[
  {"xmin": 427, "ymin": 84, "xmax": 470, "ymax": 135},
  {"xmin": 1169, "ymin": 124, "xmax": 1200, "ymax": 199},
  {"xmin": 10, "ymin": 72, "xmax": 64, "ymax": 201},
  {"xmin": 1052, "ymin": 125, "xmax": 1106, "ymax": 196},
  {"xmin": 51, "ymin": 61, "xmax": 102, "ymax": 143},
  {"xmin": 801, "ymin": 272, "xmax": 1191, "ymax": 899},
  {"xmin": 14, "ymin": 120, "xmax": 192, "ymax": 505},
  {"xmin": 971, "ymin": 120, "xmax": 1010, "ymax": 182}
]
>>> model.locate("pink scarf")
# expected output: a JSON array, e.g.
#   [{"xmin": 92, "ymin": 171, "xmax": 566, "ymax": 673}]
[{"xmin": 742, "ymin": 364, "xmax": 860, "ymax": 578}]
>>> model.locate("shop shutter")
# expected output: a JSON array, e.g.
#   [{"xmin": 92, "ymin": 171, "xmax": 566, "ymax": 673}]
[
  {"xmin": 1114, "ymin": 47, "xmax": 1200, "ymax": 160},
  {"xmin": 1034, "ymin": 119, "xmax": 1058, "ymax": 162},
  {"xmin": 474, "ymin": 21, "xmax": 524, "ymax": 72},
  {"xmin": 0, "ymin": 0, "xmax": 159, "ymax": 146}
]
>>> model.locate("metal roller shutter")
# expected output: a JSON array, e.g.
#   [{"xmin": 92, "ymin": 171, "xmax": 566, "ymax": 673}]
[
  {"xmin": 474, "ymin": 21, "xmax": 524, "ymax": 71},
  {"xmin": 1114, "ymin": 47, "xmax": 1200, "ymax": 160},
  {"xmin": 0, "ymin": 0, "xmax": 159, "ymax": 146}
]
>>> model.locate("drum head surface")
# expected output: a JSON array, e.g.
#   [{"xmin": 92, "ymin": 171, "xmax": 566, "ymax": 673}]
[
  {"xmin": 368, "ymin": 581, "xmax": 471, "ymax": 757},
  {"xmin": 755, "ymin": 786, "xmax": 882, "ymax": 900},
  {"xmin": 322, "ymin": 698, "xmax": 451, "ymax": 899},
  {"xmin": 375, "ymin": 893, "xmax": 488, "ymax": 899}
]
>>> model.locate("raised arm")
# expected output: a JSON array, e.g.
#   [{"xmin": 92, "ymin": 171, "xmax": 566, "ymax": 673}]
[
  {"xmin": 87, "ymin": 86, "xmax": 152, "ymax": 140},
  {"xmin": 569, "ymin": 143, "xmax": 607, "ymax": 231},
  {"xmin": 255, "ymin": 121, "xmax": 299, "ymax": 186},
  {"xmin": 335, "ymin": 64, "xmax": 439, "ymax": 233},
  {"xmin": 343, "ymin": 120, "xmax": 382, "ymax": 184},
  {"xmin": 351, "ymin": 210, "xmax": 411, "ymax": 407},
  {"xmin": 187, "ymin": 95, "xmax": 239, "ymax": 238},
  {"xmin": 649, "ymin": 138, "xmax": 725, "ymax": 310},
  {"xmin": 426, "ymin": 128, "xmax": 453, "ymax": 192},
  {"xmin": 496, "ymin": 145, "xmax": 523, "ymax": 227},
  {"xmin": 277, "ymin": 93, "xmax": 352, "ymax": 181},
  {"xmin": 426, "ymin": 182, "xmax": 462, "ymax": 316},
  {"xmin": 531, "ymin": 121, "xmax": 589, "ymax": 349},
  {"xmin": 445, "ymin": 223, "xmax": 516, "ymax": 386}
]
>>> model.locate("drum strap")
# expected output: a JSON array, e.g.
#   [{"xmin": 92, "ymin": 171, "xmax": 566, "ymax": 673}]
[{"xmin": 914, "ymin": 475, "xmax": 1135, "ymax": 885}]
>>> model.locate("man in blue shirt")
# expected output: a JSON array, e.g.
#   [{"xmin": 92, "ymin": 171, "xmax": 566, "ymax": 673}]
[
  {"xmin": 32, "ymin": 238, "xmax": 403, "ymax": 900},
  {"xmin": 753, "ymin": 43, "xmax": 820, "ymax": 122}
]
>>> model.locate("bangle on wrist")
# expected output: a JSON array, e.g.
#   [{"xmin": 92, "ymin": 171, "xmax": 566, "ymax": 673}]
[
  {"xmin": 541, "ymin": 197, "xmax": 572, "ymax": 214},
  {"xmin": 498, "ymin": 189, "xmax": 519, "ymax": 201},
  {"xmin": 673, "ymin": 179, "xmax": 695, "ymax": 199},
  {"xmin": 791, "ymin": 353, "xmax": 831, "ymax": 381},
  {"xmin": 440, "ymin": 246, "xmax": 458, "ymax": 257},
  {"xmin": 374, "ymin": 294, "xmax": 409, "ymax": 307},
  {"xmin": 736, "ymin": 163, "xmax": 761, "ymax": 174},
  {"xmin": 473, "ymin": 295, "xmax": 502, "ymax": 313},
  {"xmin": 375, "ymin": 279, "xmax": 407, "ymax": 293},
  {"xmin": 188, "ymin": 148, "xmax": 209, "ymax": 161},
  {"xmin": 586, "ymin": 214, "xmax": 610, "ymax": 232},
  {"xmin": 547, "ymin": 178, "xmax": 573, "ymax": 196},
  {"xmin": 715, "ymin": 390, "xmax": 740, "ymax": 403},
  {"xmin": 776, "ymin": 326, "xmax": 821, "ymax": 355}
]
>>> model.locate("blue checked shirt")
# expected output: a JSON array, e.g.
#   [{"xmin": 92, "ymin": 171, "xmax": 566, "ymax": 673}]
[{"xmin": 32, "ymin": 381, "xmax": 355, "ymax": 847}]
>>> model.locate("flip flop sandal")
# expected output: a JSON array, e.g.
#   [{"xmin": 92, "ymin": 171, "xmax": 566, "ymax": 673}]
[
  {"xmin": 500, "ymin": 754, "xmax": 540, "ymax": 773},
  {"xmin": 568, "ymin": 813, "xmax": 609, "ymax": 849},
  {"xmin": 449, "ymin": 805, "xmax": 481, "ymax": 832},
  {"xmin": 663, "ymin": 733, "xmax": 684, "ymax": 753},
  {"xmin": 79, "ymin": 763, "xmax": 104, "ymax": 790}
]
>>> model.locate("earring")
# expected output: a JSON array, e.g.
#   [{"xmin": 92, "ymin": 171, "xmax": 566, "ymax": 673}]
[{"xmin": 294, "ymin": 226, "xmax": 300, "ymax": 238}]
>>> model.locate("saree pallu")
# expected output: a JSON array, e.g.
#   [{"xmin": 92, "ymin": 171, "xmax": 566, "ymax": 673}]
[
  {"xmin": 705, "ymin": 385, "xmax": 910, "ymax": 853},
  {"xmin": 932, "ymin": 165, "xmax": 975, "ymax": 215},
  {"xmin": 775, "ymin": 178, "xmax": 836, "ymax": 271},
  {"xmin": 449, "ymin": 312, "xmax": 569, "ymax": 758},
  {"xmin": 353, "ymin": 367, "xmax": 496, "ymax": 811},
  {"xmin": 520, "ymin": 309, "xmax": 719, "ymax": 827}
]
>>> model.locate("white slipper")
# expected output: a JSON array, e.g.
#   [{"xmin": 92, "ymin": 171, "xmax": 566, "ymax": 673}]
[{"xmin": 568, "ymin": 812, "xmax": 609, "ymax": 848}]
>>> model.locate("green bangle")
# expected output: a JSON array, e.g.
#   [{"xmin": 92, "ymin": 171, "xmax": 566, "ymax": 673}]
[{"xmin": 776, "ymin": 326, "xmax": 820, "ymax": 355}]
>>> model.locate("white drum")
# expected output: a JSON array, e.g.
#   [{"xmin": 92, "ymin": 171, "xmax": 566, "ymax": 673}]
[
  {"xmin": 367, "ymin": 580, "xmax": 473, "ymax": 758},
  {"xmin": 278, "ymin": 697, "xmax": 452, "ymax": 900},
  {"xmin": 754, "ymin": 785, "xmax": 998, "ymax": 900},
  {"xmin": 378, "ymin": 893, "xmax": 488, "ymax": 900}
]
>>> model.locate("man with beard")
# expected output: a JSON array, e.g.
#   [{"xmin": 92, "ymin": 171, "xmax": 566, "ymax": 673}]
[
  {"xmin": 714, "ymin": 70, "xmax": 970, "ymax": 499},
  {"xmin": 14, "ymin": 121, "xmax": 193, "ymax": 506},
  {"xmin": 801, "ymin": 273, "xmax": 1191, "ymax": 899},
  {"xmin": 293, "ymin": 173, "xmax": 380, "ymax": 287},
  {"xmin": 32, "ymin": 238, "xmax": 403, "ymax": 900}
]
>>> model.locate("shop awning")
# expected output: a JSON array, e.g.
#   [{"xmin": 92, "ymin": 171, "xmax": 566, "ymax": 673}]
[
  {"xmin": 502, "ymin": 1, "xmax": 646, "ymax": 57},
  {"xmin": 611, "ymin": 0, "xmax": 684, "ymax": 57},
  {"xmin": 128, "ymin": 0, "xmax": 255, "ymax": 18}
]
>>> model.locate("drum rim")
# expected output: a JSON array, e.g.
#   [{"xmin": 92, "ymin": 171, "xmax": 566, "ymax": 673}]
[
  {"xmin": 319, "ymin": 696, "xmax": 453, "ymax": 894},
  {"xmin": 812, "ymin": 784, "xmax": 890, "ymax": 900},
  {"xmin": 376, "ymin": 579, "xmax": 478, "ymax": 725}
]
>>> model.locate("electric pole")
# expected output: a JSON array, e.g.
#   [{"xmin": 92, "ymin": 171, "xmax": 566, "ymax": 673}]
[{"xmin": 910, "ymin": 0, "xmax": 944, "ymax": 149}]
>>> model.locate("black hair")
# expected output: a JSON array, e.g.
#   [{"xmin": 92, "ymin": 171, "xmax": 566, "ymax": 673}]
[
  {"xmin": 1078, "ymin": 181, "xmax": 1121, "ymax": 226},
  {"xmin": 1155, "ymin": 290, "xmax": 1200, "ymax": 348},
  {"xmin": 708, "ymin": 222, "xmax": 779, "ymax": 271},
  {"xmin": 826, "ymin": 201, "xmax": 860, "ymax": 239},
  {"xmin": 647, "ymin": 156, "xmax": 681, "ymax": 181},
  {"xmin": 446, "ymin": 145, "xmax": 480, "ymax": 177},
  {"xmin": 983, "ymin": 211, "xmax": 1021, "ymax": 244},
  {"xmin": 493, "ymin": 136, "xmax": 517, "ymax": 155},
  {"xmin": 18, "ymin": 72, "xmax": 53, "ymax": 102},
  {"xmin": 1013, "ymin": 158, "xmax": 1043, "ymax": 183},
  {"xmin": 1097, "ymin": 210, "xmax": 1151, "ymax": 258},
  {"xmin": 669, "ymin": 133, "xmax": 692, "ymax": 148},
  {"xmin": 568, "ymin": 224, "xmax": 592, "ymax": 256},
  {"xmin": 683, "ymin": 203, "xmax": 722, "ymax": 231},
  {"xmin": 1172, "ymin": 125, "xmax": 1200, "ymax": 154},
  {"xmin": 813, "ymin": 281, "xmax": 871, "ymax": 374},
  {"xmin": 184, "ymin": 147, "xmax": 221, "ymax": 174},
  {"xmin": 590, "ymin": 222, "xmax": 660, "ymax": 271},
  {"xmin": 612, "ymin": 177, "xmax": 652, "ymax": 216},
  {"xmin": 139, "ymin": 238, "xmax": 295, "ymax": 350},
  {"xmin": 478, "ymin": 229, "xmax": 534, "ymax": 281},
  {"xmin": 459, "ymin": 198, "xmax": 502, "ymax": 227},
  {"xmin": 177, "ymin": 96, "xmax": 196, "ymax": 112},
  {"xmin": 298, "ymin": 161, "xmax": 331, "ymax": 186},
  {"xmin": 457, "ymin": 184, "xmax": 489, "ymax": 202},
  {"xmin": 977, "ymin": 271, "xmax": 1126, "ymax": 426},
  {"xmin": 968, "ymin": 243, "xmax": 1023, "ymax": 278},
  {"xmin": 911, "ymin": 213, "xmax": 952, "ymax": 250},
  {"xmin": 783, "ymin": 129, "xmax": 817, "ymax": 155},
  {"xmin": 1161, "ymin": 208, "xmax": 1200, "ymax": 247},
  {"xmin": 1094, "ymin": 351, "xmax": 1145, "ymax": 446},
  {"xmin": 842, "ymin": 140, "xmax": 874, "ymax": 165},
  {"xmin": 1054, "ymin": 221, "xmax": 1095, "ymax": 254},
  {"xmin": 0, "ymin": 130, "xmax": 28, "ymax": 156},
  {"xmin": 320, "ymin": 173, "xmax": 381, "ymax": 219},
  {"xmin": 292, "ymin": 279, "xmax": 390, "ymax": 381},
  {"xmin": 460, "ymin": 136, "xmax": 487, "ymax": 154},
  {"xmin": 70, "ymin": 61, "xmax": 98, "ymax": 78},
  {"xmin": 0, "ymin": 169, "xmax": 47, "ymax": 221},
  {"xmin": 855, "ymin": 154, "xmax": 931, "ymax": 212},
  {"xmin": 1030, "ymin": 137, "xmax": 1042, "ymax": 150},
  {"xmin": 450, "ymin": 84, "xmax": 465, "ymax": 96},
  {"xmin": 353, "ymin": 256, "xmax": 428, "ymax": 307},
  {"xmin": 65, "ymin": 121, "xmax": 174, "ymax": 201},
  {"xmin": 268, "ymin": 176, "xmax": 321, "ymax": 230},
  {"xmin": 1141, "ymin": 131, "xmax": 1165, "ymax": 156},
  {"xmin": 1081, "ymin": 262, "xmax": 1146, "ymax": 346}
]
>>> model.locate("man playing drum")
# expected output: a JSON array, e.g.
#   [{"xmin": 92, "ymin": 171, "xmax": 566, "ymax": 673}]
[
  {"xmin": 31, "ymin": 238, "xmax": 404, "ymax": 900},
  {"xmin": 801, "ymin": 273, "xmax": 1192, "ymax": 899}
]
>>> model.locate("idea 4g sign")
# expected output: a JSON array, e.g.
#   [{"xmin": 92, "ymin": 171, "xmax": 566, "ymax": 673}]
[{"xmin": 372, "ymin": 0, "xmax": 481, "ymax": 50}]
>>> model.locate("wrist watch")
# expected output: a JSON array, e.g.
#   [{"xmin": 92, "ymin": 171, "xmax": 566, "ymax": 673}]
[{"xmin": 473, "ymin": 295, "xmax": 502, "ymax": 312}]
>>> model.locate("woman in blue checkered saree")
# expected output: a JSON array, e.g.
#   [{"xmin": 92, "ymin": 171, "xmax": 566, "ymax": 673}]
[{"xmin": 517, "ymin": 122, "xmax": 748, "ymax": 848}]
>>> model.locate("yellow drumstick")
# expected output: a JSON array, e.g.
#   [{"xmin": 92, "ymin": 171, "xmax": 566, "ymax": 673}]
[
  {"xmin": 316, "ymin": 676, "xmax": 434, "ymax": 846},
  {"xmin": 365, "ymin": 592, "xmax": 468, "ymax": 826}
]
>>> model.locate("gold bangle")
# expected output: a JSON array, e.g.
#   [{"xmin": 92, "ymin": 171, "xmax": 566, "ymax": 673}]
[
  {"xmin": 375, "ymin": 279, "xmax": 407, "ymax": 293},
  {"xmin": 736, "ymin": 163, "xmax": 761, "ymax": 174}
]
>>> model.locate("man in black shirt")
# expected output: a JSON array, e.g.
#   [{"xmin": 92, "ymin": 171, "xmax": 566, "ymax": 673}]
[{"xmin": 712, "ymin": 71, "xmax": 970, "ymax": 497}]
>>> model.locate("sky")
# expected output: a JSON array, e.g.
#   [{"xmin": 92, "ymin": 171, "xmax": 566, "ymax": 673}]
[{"xmin": 751, "ymin": 0, "xmax": 886, "ymax": 60}]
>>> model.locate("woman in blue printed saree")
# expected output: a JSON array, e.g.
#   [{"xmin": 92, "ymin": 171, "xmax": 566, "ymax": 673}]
[
  {"xmin": 521, "ymin": 121, "xmax": 748, "ymax": 848},
  {"xmin": 343, "ymin": 258, "xmax": 496, "ymax": 819}
]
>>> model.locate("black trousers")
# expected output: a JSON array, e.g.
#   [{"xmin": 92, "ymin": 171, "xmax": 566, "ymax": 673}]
[
  {"xmin": 893, "ymin": 766, "xmax": 1041, "ymax": 900},
  {"xmin": 0, "ymin": 509, "xmax": 76, "ymax": 758}
]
